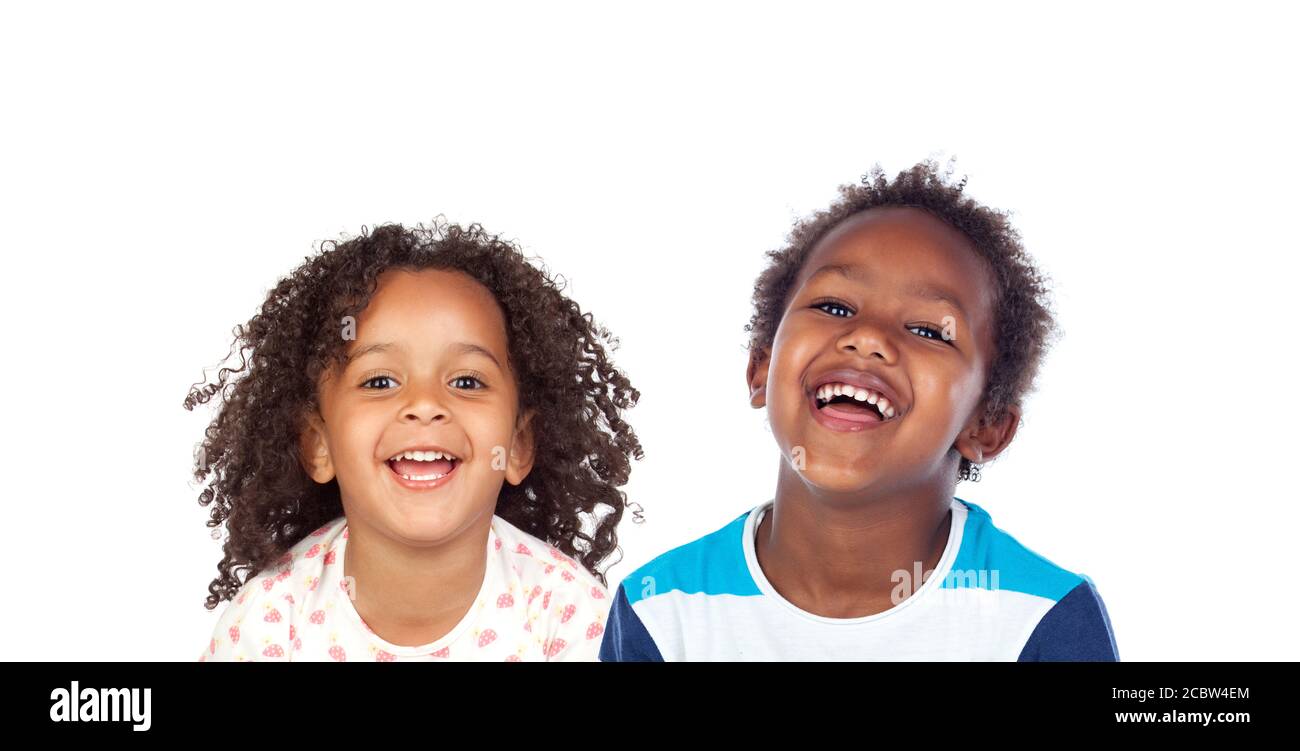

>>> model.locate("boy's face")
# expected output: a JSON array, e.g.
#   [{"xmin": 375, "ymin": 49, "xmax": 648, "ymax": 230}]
[
  {"xmin": 748, "ymin": 206, "xmax": 1019, "ymax": 497},
  {"xmin": 300, "ymin": 268, "xmax": 534, "ymax": 548}
]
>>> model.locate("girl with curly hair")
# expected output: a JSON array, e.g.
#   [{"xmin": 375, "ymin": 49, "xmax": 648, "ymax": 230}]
[{"xmin": 191, "ymin": 219, "xmax": 643, "ymax": 661}]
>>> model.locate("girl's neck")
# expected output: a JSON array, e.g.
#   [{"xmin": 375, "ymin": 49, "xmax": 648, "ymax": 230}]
[
  {"xmin": 757, "ymin": 467, "xmax": 954, "ymax": 618},
  {"xmin": 341, "ymin": 509, "xmax": 493, "ymax": 647}
]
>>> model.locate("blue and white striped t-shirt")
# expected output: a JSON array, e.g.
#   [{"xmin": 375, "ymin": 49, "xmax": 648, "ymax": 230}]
[{"xmin": 599, "ymin": 496, "xmax": 1118, "ymax": 661}]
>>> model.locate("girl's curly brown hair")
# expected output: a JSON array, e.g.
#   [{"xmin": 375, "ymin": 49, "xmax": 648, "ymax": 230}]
[
  {"xmin": 187, "ymin": 219, "xmax": 644, "ymax": 610},
  {"xmin": 746, "ymin": 158, "xmax": 1061, "ymax": 483}
]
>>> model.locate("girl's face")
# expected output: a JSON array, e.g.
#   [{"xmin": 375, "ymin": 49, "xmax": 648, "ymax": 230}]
[
  {"xmin": 299, "ymin": 267, "xmax": 534, "ymax": 547},
  {"xmin": 748, "ymin": 206, "xmax": 1018, "ymax": 498}
]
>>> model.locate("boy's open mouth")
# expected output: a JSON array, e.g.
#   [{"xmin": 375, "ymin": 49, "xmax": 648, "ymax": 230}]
[
  {"xmin": 385, "ymin": 449, "xmax": 460, "ymax": 482},
  {"xmin": 811, "ymin": 382, "xmax": 898, "ymax": 425}
]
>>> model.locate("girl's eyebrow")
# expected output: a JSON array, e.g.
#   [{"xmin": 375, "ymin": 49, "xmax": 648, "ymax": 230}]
[
  {"xmin": 448, "ymin": 341, "xmax": 502, "ymax": 369},
  {"xmin": 344, "ymin": 341, "xmax": 502, "ymax": 369},
  {"xmin": 807, "ymin": 263, "xmax": 970, "ymax": 322}
]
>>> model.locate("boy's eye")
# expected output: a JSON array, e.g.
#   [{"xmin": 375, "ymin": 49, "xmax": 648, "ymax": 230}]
[
  {"xmin": 450, "ymin": 375, "xmax": 485, "ymax": 390},
  {"xmin": 909, "ymin": 324, "xmax": 953, "ymax": 344},
  {"xmin": 813, "ymin": 300, "xmax": 954, "ymax": 346},
  {"xmin": 813, "ymin": 300, "xmax": 854, "ymax": 318}
]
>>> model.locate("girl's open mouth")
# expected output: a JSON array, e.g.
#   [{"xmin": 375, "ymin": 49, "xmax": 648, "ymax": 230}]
[{"xmin": 385, "ymin": 449, "xmax": 460, "ymax": 489}]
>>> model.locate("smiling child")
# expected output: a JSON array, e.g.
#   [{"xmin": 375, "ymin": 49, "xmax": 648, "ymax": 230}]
[
  {"xmin": 192, "ymin": 220, "xmax": 642, "ymax": 661},
  {"xmin": 600, "ymin": 160, "xmax": 1118, "ymax": 661}
]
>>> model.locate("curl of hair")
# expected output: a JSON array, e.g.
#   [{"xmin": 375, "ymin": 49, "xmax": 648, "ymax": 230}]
[
  {"xmin": 187, "ymin": 219, "xmax": 644, "ymax": 610},
  {"xmin": 744, "ymin": 158, "xmax": 1061, "ymax": 482}
]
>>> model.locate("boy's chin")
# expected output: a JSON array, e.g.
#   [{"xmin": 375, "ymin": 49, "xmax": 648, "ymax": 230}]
[{"xmin": 782, "ymin": 458, "xmax": 889, "ymax": 496}]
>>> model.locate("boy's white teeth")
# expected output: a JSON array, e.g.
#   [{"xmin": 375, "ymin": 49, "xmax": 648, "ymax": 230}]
[
  {"xmin": 815, "ymin": 383, "xmax": 898, "ymax": 419},
  {"xmin": 389, "ymin": 449, "xmax": 456, "ymax": 462}
]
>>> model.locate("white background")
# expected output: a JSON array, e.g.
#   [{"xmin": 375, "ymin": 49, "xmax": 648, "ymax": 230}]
[{"xmin": 1, "ymin": 1, "xmax": 1295, "ymax": 661}]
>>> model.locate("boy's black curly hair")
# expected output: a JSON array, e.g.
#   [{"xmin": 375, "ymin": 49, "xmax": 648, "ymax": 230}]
[
  {"xmin": 745, "ymin": 158, "xmax": 1061, "ymax": 483},
  {"xmin": 186, "ymin": 220, "xmax": 644, "ymax": 610}
]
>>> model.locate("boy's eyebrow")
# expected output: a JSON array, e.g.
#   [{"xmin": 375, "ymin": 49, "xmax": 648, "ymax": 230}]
[
  {"xmin": 807, "ymin": 263, "xmax": 970, "ymax": 321},
  {"xmin": 344, "ymin": 341, "xmax": 502, "ymax": 368}
]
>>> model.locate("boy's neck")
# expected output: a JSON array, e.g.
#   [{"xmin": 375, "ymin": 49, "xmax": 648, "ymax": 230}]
[{"xmin": 756, "ymin": 469, "xmax": 954, "ymax": 619}]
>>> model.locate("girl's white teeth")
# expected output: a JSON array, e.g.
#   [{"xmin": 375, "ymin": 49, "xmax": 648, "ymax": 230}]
[
  {"xmin": 400, "ymin": 472, "xmax": 446, "ymax": 481},
  {"xmin": 389, "ymin": 450, "xmax": 455, "ymax": 462},
  {"xmin": 815, "ymin": 383, "xmax": 898, "ymax": 419}
]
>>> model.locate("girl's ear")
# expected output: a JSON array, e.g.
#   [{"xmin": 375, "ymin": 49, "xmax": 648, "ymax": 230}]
[
  {"xmin": 746, "ymin": 348, "xmax": 770, "ymax": 409},
  {"xmin": 298, "ymin": 411, "xmax": 337, "ymax": 484},
  {"xmin": 504, "ymin": 408, "xmax": 536, "ymax": 486}
]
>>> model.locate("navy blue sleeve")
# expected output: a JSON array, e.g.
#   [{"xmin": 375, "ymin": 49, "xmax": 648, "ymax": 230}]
[
  {"xmin": 598, "ymin": 582, "xmax": 665, "ymax": 662},
  {"xmin": 1017, "ymin": 577, "xmax": 1119, "ymax": 661}
]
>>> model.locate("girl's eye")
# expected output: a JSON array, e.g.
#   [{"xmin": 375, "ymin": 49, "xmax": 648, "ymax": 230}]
[
  {"xmin": 361, "ymin": 375, "xmax": 397, "ymax": 390},
  {"xmin": 813, "ymin": 300, "xmax": 854, "ymax": 318},
  {"xmin": 450, "ymin": 375, "xmax": 485, "ymax": 390}
]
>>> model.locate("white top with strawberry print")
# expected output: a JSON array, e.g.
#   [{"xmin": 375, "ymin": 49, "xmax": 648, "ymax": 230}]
[{"xmin": 200, "ymin": 514, "xmax": 610, "ymax": 661}]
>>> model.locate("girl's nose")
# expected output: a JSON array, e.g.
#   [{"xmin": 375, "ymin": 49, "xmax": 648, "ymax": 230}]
[{"xmin": 400, "ymin": 387, "xmax": 450, "ymax": 424}]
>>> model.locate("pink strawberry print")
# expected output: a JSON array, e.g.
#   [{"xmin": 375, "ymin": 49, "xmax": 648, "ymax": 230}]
[
  {"xmin": 324, "ymin": 550, "xmax": 337, "ymax": 565},
  {"xmin": 505, "ymin": 654, "xmax": 521, "ymax": 662},
  {"xmin": 514, "ymin": 543, "xmax": 533, "ymax": 556},
  {"xmin": 478, "ymin": 629, "xmax": 497, "ymax": 648},
  {"xmin": 496, "ymin": 593, "xmax": 514, "ymax": 608},
  {"xmin": 263, "ymin": 644, "xmax": 284, "ymax": 658},
  {"xmin": 375, "ymin": 650, "xmax": 396, "ymax": 662},
  {"xmin": 586, "ymin": 622, "xmax": 604, "ymax": 640},
  {"xmin": 209, "ymin": 639, "xmax": 216, "ymax": 655},
  {"xmin": 494, "ymin": 537, "xmax": 502, "ymax": 550},
  {"xmin": 544, "ymin": 564, "xmax": 556, "ymax": 575},
  {"xmin": 430, "ymin": 647, "xmax": 450, "ymax": 658},
  {"xmin": 527, "ymin": 585, "xmax": 543, "ymax": 605},
  {"xmin": 304, "ymin": 544, "xmax": 322, "ymax": 558},
  {"xmin": 590, "ymin": 586, "xmax": 606, "ymax": 599},
  {"xmin": 288, "ymin": 625, "xmax": 296, "ymax": 642},
  {"xmin": 329, "ymin": 644, "xmax": 346, "ymax": 662},
  {"xmin": 311, "ymin": 524, "xmax": 330, "ymax": 537},
  {"xmin": 264, "ymin": 607, "xmax": 282, "ymax": 623},
  {"xmin": 545, "ymin": 638, "xmax": 567, "ymax": 657},
  {"xmin": 262, "ymin": 577, "xmax": 276, "ymax": 592},
  {"xmin": 560, "ymin": 604, "xmax": 576, "ymax": 623},
  {"xmin": 542, "ymin": 590, "xmax": 552, "ymax": 610},
  {"xmin": 229, "ymin": 625, "xmax": 240, "ymax": 644},
  {"xmin": 309, "ymin": 609, "xmax": 325, "ymax": 625},
  {"xmin": 282, "ymin": 593, "xmax": 294, "ymax": 605},
  {"xmin": 561, "ymin": 570, "xmax": 574, "ymax": 582},
  {"xmin": 294, "ymin": 638, "xmax": 302, "ymax": 651},
  {"xmin": 308, "ymin": 576, "xmax": 319, "ymax": 591}
]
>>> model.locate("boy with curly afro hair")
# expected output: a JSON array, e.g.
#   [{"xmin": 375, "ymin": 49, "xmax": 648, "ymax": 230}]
[
  {"xmin": 191, "ymin": 220, "xmax": 642, "ymax": 661},
  {"xmin": 600, "ymin": 159, "xmax": 1118, "ymax": 661}
]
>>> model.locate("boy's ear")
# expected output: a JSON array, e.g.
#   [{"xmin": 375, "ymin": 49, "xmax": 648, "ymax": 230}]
[
  {"xmin": 504, "ymin": 408, "xmax": 536, "ymax": 486},
  {"xmin": 297, "ymin": 410, "xmax": 336, "ymax": 484},
  {"xmin": 954, "ymin": 402, "xmax": 1022, "ymax": 467},
  {"xmin": 746, "ymin": 348, "xmax": 770, "ymax": 409}
]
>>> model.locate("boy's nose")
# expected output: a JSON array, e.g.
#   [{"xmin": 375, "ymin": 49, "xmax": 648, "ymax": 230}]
[{"xmin": 837, "ymin": 319, "xmax": 897, "ymax": 361}]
